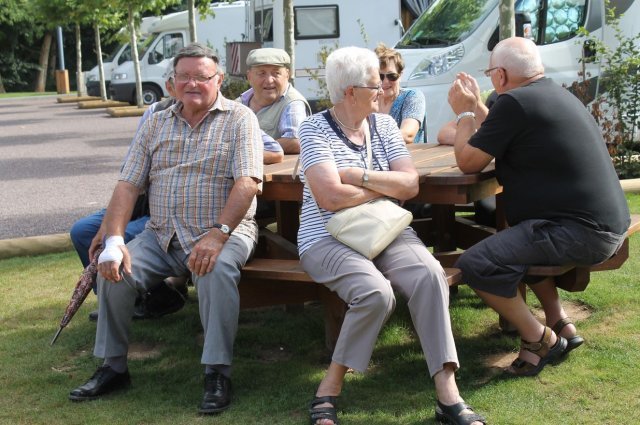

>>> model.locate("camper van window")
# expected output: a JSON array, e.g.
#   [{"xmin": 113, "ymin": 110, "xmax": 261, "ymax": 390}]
[
  {"xmin": 118, "ymin": 46, "xmax": 132, "ymax": 65},
  {"xmin": 139, "ymin": 35, "xmax": 159, "ymax": 59},
  {"xmin": 106, "ymin": 45, "xmax": 124, "ymax": 63},
  {"xmin": 294, "ymin": 5, "xmax": 339, "ymax": 40},
  {"xmin": 255, "ymin": 8, "xmax": 274, "ymax": 42},
  {"xmin": 148, "ymin": 33, "xmax": 184, "ymax": 65},
  {"xmin": 396, "ymin": 0, "xmax": 498, "ymax": 48},
  {"xmin": 543, "ymin": 0, "xmax": 585, "ymax": 43},
  {"xmin": 165, "ymin": 34, "xmax": 185, "ymax": 58}
]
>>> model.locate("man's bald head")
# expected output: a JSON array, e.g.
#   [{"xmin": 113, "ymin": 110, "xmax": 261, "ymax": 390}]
[{"xmin": 491, "ymin": 37, "xmax": 544, "ymax": 80}]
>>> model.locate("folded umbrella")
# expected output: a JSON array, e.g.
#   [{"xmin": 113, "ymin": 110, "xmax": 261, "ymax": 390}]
[{"xmin": 50, "ymin": 247, "xmax": 103, "ymax": 346}]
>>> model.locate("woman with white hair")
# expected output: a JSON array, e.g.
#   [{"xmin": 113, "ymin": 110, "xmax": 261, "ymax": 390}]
[{"xmin": 297, "ymin": 46, "xmax": 486, "ymax": 425}]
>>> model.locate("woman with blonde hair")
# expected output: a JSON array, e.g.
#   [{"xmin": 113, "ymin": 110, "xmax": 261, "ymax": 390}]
[{"xmin": 375, "ymin": 43, "xmax": 426, "ymax": 143}]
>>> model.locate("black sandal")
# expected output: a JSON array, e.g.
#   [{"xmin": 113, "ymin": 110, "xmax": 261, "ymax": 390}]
[
  {"xmin": 435, "ymin": 400, "xmax": 486, "ymax": 424},
  {"xmin": 309, "ymin": 395, "xmax": 339, "ymax": 425},
  {"xmin": 552, "ymin": 317, "xmax": 584, "ymax": 355}
]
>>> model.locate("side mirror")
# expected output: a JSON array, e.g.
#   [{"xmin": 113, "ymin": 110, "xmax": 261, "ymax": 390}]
[{"xmin": 515, "ymin": 12, "xmax": 533, "ymax": 40}]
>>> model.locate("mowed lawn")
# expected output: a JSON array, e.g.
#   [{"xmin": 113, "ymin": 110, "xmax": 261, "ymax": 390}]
[{"xmin": 0, "ymin": 194, "xmax": 638, "ymax": 425}]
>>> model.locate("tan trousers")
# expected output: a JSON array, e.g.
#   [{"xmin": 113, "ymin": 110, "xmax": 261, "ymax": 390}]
[{"xmin": 300, "ymin": 228, "xmax": 459, "ymax": 376}]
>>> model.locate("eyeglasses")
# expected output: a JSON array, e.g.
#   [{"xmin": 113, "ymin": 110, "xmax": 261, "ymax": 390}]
[
  {"xmin": 379, "ymin": 72, "xmax": 400, "ymax": 82},
  {"xmin": 174, "ymin": 73, "xmax": 218, "ymax": 84},
  {"xmin": 483, "ymin": 66, "xmax": 501, "ymax": 77},
  {"xmin": 353, "ymin": 84, "xmax": 383, "ymax": 92}
]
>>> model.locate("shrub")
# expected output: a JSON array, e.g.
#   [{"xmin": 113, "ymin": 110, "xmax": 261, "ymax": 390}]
[{"xmin": 574, "ymin": 0, "xmax": 640, "ymax": 178}]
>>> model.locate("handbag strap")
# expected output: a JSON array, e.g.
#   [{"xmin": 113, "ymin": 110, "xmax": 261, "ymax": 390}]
[
  {"xmin": 307, "ymin": 116, "xmax": 372, "ymax": 224},
  {"xmin": 363, "ymin": 118, "xmax": 372, "ymax": 171}
]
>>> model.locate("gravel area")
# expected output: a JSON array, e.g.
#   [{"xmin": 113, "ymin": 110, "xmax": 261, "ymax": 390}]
[{"xmin": 0, "ymin": 96, "xmax": 140, "ymax": 240}]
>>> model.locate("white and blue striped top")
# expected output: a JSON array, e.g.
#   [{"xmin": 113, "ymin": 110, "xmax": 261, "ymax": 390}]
[{"xmin": 297, "ymin": 111, "xmax": 410, "ymax": 256}]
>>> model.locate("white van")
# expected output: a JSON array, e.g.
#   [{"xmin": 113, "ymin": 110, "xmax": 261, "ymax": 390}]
[
  {"xmin": 110, "ymin": 1, "xmax": 250, "ymax": 105},
  {"xmin": 250, "ymin": 0, "xmax": 404, "ymax": 109},
  {"xmin": 396, "ymin": 0, "xmax": 640, "ymax": 141},
  {"xmin": 85, "ymin": 17, "xmax": 159, "ymax": 97}
]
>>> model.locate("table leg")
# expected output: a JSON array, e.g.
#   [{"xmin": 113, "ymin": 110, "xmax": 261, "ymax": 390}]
[
  {"xmin": 432, "ymin": 204, "xmax": 457, "ymax": 252},
  {"xmin": 276, "ymin": 200, "xmax": 300, "ymax": 244}
]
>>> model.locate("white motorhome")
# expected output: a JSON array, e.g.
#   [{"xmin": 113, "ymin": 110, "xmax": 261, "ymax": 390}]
[
  {"xmin": 396, "ymin": 0, "xmax": 640, "ymax": 141},
  {"xmin": 248, "ymin": 0, "xmax": 404, "ymax": 108},
  {"xmin": 85, "ymin": 16, "xmax": 159, "ymax": 97},
  {"xmin": 110, "ymin": 1, "xmax": 250, "ymax": 105}
]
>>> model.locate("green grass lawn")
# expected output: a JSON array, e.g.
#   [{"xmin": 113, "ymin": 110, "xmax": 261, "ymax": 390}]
[{"xmin": 1, "ymin": 195, "xmax": 638, "ymax": 424}]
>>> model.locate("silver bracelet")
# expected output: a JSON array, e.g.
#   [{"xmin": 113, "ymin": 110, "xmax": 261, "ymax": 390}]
[{"xmin": 456, "ymin": 111, "xmax": 476, "ymax": 125}]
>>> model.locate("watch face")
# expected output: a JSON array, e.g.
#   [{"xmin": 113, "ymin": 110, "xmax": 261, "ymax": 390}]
[{"xmin": 220, "ymin": 224, "xmax": 230, "ymax": 234}]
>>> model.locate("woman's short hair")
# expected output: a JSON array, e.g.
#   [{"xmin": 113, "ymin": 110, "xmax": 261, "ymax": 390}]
[
  {"xmin": 325, "ymin": 46, "xmax": 379, "ymax": 104},
  {"xmin": 374, "ymin": 43, "xmax": 404, "ymax": 74}
]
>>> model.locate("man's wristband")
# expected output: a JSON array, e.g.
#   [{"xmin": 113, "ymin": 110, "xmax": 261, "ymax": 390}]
[{"xmin": 456, "ymin": 111, "xmax": 476, "ymax": 125}]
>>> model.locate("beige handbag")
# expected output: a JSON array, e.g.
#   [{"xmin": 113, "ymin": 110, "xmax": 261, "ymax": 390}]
[
  {"xmin": 315, "ymin": 123, "xmax": 412, "ymax": 259},
  {"xmin": 326, "ymin": 197, "xmax": 413, "ymax": 259}
]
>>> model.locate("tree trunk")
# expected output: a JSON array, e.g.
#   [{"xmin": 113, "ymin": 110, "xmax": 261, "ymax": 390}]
[
  {"xmin": 498, "ymin": 0, "xmax": 515, "ymax": 40},
  {"xmin": 76, "ymin": 22, "xmax": 85, "ymax": 96},
  {"xmin": 283, "ymin": 0, "xmax": 294, "ymax": 84},
  {"xmin": 0, "ymin": 73, "xmax": 5, "ymax": 93},
  {"xmin": 94, "ymin": 22, "xmax": 108, "ymax": 100},
  {"xmin": 188, "ymin": 0, "xmax": 197, "ymax": 43},
  {"xmin": 49, "ymin": 40, "xmax": 57, "ymax": 90},
  {"xmin": 35, "ymin": 31, "xmax": 53, "ymax": 92},
  {"xmin": 129, "ymin": 5, "xmax": 143, "ymax": 108}
]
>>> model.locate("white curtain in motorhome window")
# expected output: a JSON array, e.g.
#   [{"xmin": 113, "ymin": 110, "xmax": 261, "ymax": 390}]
[
  {"xmin": 402, "ymin": 0, "xmax": 432, "ymax": 18},
  {"xmin": 295, "ymin": 6, "xmax": 338, "ymax": 38}
]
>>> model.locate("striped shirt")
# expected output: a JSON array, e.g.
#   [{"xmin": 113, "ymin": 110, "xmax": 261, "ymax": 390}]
[
  {"xmin": 297, "ymin": 111, "xmax": 410, "ymax": 256},
  {"xmin": 120, "ymin": 94, "xmax": 263, "ymax": 253}
]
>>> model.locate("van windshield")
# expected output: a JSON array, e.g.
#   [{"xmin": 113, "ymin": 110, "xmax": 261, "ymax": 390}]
[
  {"xmin": 138, "ymin": 35, "xmax": 158, "ymax": 58},
  {"xmin": 396, "ymin": 0, "xmax": 498, "ymax": 48}
]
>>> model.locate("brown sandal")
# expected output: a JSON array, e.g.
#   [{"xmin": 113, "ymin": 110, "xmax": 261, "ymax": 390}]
[
  {"xmin": 551, "ymin": 317, "xmax": 584, "ymax": 355},
  {"xmin": 506, "ymin": 326, "xmax": 567, "ymax": 376}
]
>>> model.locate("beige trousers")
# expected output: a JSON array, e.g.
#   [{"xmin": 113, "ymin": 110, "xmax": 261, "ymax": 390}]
[{"xmin": 300, "ymin": 228, "xmax": 459, "ymax": 376}]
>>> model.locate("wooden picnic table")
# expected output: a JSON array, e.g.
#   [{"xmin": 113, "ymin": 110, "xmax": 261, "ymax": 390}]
[
  {"xmin": 259, "ymin": 143, "xmax": 503, "ymax": 263},
  {"xmin": 245, "ymin": 143, "xmax": 637, "ymax": 342}
]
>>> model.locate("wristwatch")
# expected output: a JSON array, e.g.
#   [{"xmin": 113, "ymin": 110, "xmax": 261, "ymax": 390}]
[
  {"xmin": 213, "ymin": 223, "xmax": 231, "ymax": 236},
  {"xmin": 361, "ymin": 168, "xmax": 369, "ymax": 186}
]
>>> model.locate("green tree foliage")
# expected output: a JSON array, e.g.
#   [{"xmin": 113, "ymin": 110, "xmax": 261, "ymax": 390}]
[
  {"xmin": 0, "ymin": 0, "xmax": 47, "ymax": 92},
  {"xmin": 576, "ymin": 1, "xmax": 640, "ymax": 178}
]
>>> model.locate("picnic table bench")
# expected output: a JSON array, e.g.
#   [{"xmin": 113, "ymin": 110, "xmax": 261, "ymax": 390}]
[
  {"xmin": 527, "ymin": 213, "xmax": 640, "ymax": 291},
  {"xmin": 238, "ymin": 229, "xmax": 463, "ymax": 350}
]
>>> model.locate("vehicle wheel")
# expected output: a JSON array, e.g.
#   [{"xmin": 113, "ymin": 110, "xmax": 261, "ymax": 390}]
[{"xmin": 141, "ymin": 84, "xmax": 162, "ymax": 105}]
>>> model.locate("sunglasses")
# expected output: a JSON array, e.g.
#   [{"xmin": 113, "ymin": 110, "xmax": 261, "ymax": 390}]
[{"xmin": 379, "ymin": 72, "xmax": 400, "ymax": 82}]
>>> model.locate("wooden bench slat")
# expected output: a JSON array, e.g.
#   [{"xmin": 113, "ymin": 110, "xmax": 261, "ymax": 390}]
[
  {"xmin": 242, "ymin": 258, "xmax": 462, "ymax": 287},
  {"xmin": 527, "ymin": 214, "xmax": 639, "ymax": 291}
]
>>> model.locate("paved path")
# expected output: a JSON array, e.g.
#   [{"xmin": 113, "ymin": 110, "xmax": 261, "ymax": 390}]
[{"xmin": 0, "ymin": 96, "xmax": 140, "ymax": 240}]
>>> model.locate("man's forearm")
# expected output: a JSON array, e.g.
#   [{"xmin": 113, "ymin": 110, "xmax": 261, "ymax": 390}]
[
  {"xmin": 103, "ymin": 181, "xmax": 140, "ymax": 238},
  {"xmin": 277, "ymin": 137, "xmax": 300, "ymax": 154},
  {"xmin": 216, "ymin": 177, "xmax": 260, "ymax": 231}
]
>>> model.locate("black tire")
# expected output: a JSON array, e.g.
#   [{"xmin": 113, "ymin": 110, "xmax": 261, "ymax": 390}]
[{"xmin": 141, "ymin": 84, "xmax": 162, "ymax": 105}]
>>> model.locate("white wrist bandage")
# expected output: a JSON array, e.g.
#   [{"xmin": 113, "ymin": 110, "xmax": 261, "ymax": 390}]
[{"xmin": 98, "ymin": 236, "xmax": 125, "ymax": 264}]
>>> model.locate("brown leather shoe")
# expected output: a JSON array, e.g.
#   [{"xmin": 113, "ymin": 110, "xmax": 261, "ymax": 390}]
[{"xmin": 68, "ymin": 366, "xmax": 130, "ymax": 401}]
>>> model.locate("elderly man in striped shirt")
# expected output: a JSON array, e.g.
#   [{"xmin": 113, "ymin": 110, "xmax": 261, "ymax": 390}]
[{"xmin": 69, "ymin": 43, "xmax": 263, "ymax": 415}]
